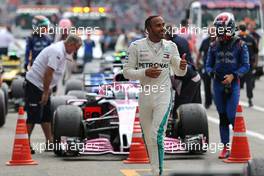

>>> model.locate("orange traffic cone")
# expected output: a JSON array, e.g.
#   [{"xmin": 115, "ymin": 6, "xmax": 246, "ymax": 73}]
[
  {"xmin": 6, "ymin": 106, "xmax": 37, "ymax": 166},
  {"xmin": 223, "ymin": 105, "xmax": 251, "ymax": 163},
  {"xmin": 124, "ymin": 106, "xmax": 149, "ymax": 164}
]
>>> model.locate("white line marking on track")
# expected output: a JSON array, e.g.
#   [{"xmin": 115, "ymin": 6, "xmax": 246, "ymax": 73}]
[
  {"xmin": 208, "ymin": 116, "xmax": 264, "ymax": 141},
  {"xmin": 239, "ymin": 101, "xmax": 264, "ymax": 113},
  {"xmin": 201, "ymin": 90, "xmax": 264, "ymax": 113}
]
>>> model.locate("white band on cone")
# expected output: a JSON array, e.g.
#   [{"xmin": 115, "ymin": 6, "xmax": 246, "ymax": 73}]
[
  {"xmin": 15, "ymin": 134, "xmax": 29, "ymax": 139},
  {"xmin": 134, "ymin": 121, "xmax": 140, "ymax": 125},
  {"xmin": 18, "ymin": 115, "xmax": 26, "ymax": 120},
  {"xmin": 233, "ymin": 132, "xmax": 246, "ymax": 137},
  {"xmin": 236, "ymin": 112, "xmax": 243, "ymax": 117},
  {"xmin": 133, "ymin": 133, "xmax": 142, "ymax": 138}
]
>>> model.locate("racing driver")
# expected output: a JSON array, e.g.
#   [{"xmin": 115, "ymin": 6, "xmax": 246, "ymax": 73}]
[
  {"xmin": 206, "ymin": 12, "xmax": 249, "ymax": 158},
  {"xmin": 123, "ymin": 15, "xmax": 187, "ymax": 176}
]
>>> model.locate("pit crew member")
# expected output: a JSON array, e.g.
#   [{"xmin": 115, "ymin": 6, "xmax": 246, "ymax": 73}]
[{"xmin": 25, "ymin": 34, "xmax": 82, "ymax": 154}]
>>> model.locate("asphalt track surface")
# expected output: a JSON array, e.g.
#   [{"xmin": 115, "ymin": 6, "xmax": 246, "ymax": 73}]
[{"xmin": 1, "ymin": 60, "xmax": 264, "ymax": 176}]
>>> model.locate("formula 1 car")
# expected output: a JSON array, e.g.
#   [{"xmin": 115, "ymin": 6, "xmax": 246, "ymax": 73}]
[
  {"xmin": 53, "ymin": 81, "xmax": 138, "ymax": 156},
  {"xmin": 53, "ymin": 74, "xmax": 208, "ymax": 156}
]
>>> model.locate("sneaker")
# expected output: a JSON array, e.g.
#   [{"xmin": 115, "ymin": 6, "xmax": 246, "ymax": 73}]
[
  {"xmin": 218, "ymin": 146, "xmax": 230, "ymax": 159},
  {"xmin": 248, "ymin": 99, "xmax": 253, "ymax": 107},
  {"xmin": 30, "ymin": 146, "xmax": 35, "ymax": 154}
]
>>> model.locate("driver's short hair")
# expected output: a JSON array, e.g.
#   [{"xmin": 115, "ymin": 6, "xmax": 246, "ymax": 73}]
[
  {"xmin": 145, "ymin": 15, "xmax": 160, "ymax": 33},
  {"xmin": 65, "ymin": 34, "xmax": 82, "ymax": 46}
]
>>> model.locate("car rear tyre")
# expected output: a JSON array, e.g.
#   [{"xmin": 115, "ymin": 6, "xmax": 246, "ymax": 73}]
[
  {"xmin": 11, "ymin": 77, "xmax": 25, "ymax": 99},
  {"xmin": 50, "ymin": 95, "xmax": 76, "ymax": 135},
  {"xmin": 53, "ymin": 105, "xmax": 82, "ymax": 156},
  {"xmin": 177, "ymin": 103, "xmax": 209, "ymax": 153},
  {"xmin": 50, "ymin": 95, "xmax": 76, "ymax": 120}
]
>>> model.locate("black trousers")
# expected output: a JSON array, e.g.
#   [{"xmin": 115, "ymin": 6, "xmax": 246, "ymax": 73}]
[
  {"xmin": 202, "ymin": 73, "xmax": 213, "ymax": 106},
  {"xmin": 24, "ymin": 80, "xmax": 51, "ymax": 124},
  {"xmin": 172, "ymin": 78, "xmax": 202, "ymax": 119},
  {"xmin": 240, "ymin": 69, "xmax": 254, "ymax": 99}
]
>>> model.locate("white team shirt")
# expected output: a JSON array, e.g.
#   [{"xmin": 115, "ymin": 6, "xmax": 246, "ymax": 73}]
[
  {"xmin": 0, "ymin": 29, "xmax": 15, "ymax": 48},
  {"xmin": 26, "ymin": 41, "xmax": 70, "ymax": 91}
]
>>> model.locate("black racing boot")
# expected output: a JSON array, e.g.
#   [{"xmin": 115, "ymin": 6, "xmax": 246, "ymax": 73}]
[{"xmin": 248, "ymin": 99, "xmax": 253, "ymax": 107}]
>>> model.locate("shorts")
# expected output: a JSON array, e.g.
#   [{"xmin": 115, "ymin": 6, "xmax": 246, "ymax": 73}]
[{"xmin": 24, "ymin": 80, "xmax": 51, "ymax": 124}]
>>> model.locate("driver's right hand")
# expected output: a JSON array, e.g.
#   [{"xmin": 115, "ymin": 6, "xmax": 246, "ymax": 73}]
[{"xmin": 145, "ymin": 66, "xmax": 162, "ymax": 78}]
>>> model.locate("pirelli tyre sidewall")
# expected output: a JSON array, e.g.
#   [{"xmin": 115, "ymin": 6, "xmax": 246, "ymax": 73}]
[
  {"xmin": 50, "ymin": 95, "xmax": 77, "ymax": 136},
  {"xmin": 177, "ymin": 103, "xmax": 209, "ymax": 153},
  {"xmin": 53, "ymin": 105, "xmax": 82, "ymax": 156},
  {"xmin": 11, "ymin": 77, "xmax": 25, "ymax": 99},
  {"xmin": 1, "ymin": 82, "xmax": 9, "ymax": 115},
  {"xmin": 67, "ymin": 90, "xmax": 87, "ymax": 99},
  {"xmin": 245, "ymin": 158, "xmax": 264, "ymax": 176},
  {"xmin": 64, "ymin": 79, "xmax": 83, "ymax": 94},
  {"xmin": 0, "ymin": 89, "xmax": 6, "ymax": 127},
  {"xmin": 50, "ymin": 95, "xmax": 77, "ymax": 122}
]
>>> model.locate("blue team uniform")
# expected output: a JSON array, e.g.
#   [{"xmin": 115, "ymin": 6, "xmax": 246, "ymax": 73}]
[
  {"xmin": 25, "ymin": 34, "xmax": 52, "ymax": 68},
  {"xmin": 206, "ymin": 37, "xmax": 249, "ymax": 145}
]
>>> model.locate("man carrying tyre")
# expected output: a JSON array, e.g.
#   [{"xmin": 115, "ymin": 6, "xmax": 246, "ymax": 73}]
[
  {"xmin": 206, "ymin": 12, "xmax": 249, "ymax": 158},
  {"xmin": 123, "ymin": 16, "xmax": 187, "ymax": 176},
  {"xmin": 24, "ymin": 34, "xmax": 82, "ymax": 154}
]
